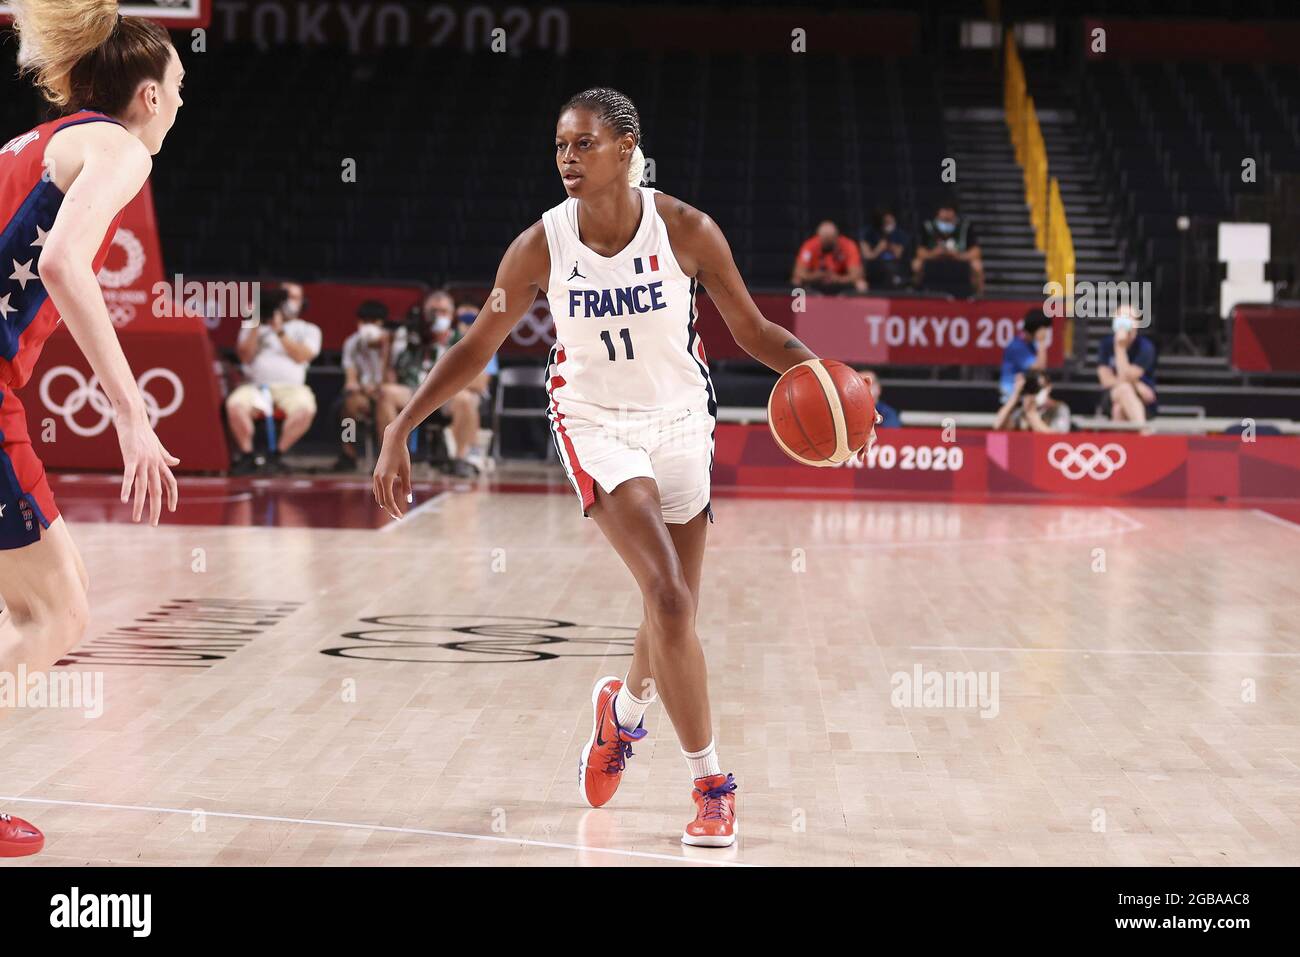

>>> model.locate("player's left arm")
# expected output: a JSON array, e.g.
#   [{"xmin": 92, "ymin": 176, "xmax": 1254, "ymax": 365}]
[
  {"xmin": 40, "ymin": 125, "xmax": 179, "ymax": 524},
  {"xmin": 660, "ymin": 195, "xmax": 816, "ymax": 375},
  {"xmin": 661, "ymin": 195, "xmax": 875, "ymax": 458}
]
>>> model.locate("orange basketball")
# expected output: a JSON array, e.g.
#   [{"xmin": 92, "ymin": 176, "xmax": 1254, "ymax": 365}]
[{"xmin": 767, "ymin": 359, "xmax": 875, "ymax": 466}]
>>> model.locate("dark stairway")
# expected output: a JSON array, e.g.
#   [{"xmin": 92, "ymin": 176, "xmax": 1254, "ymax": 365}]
[
  {"xmin": 1026, "ymin": 58, "xmax": 1133, "ymax": 363},
  {"xmin": 939, "ymin": 54, "xmax": 1046, "ymax": 300}
]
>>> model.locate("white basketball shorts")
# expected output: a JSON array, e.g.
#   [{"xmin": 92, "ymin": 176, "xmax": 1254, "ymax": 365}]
[{"xmin": 548, "ymin": 405, "xmax": 715, "ymax": 525}]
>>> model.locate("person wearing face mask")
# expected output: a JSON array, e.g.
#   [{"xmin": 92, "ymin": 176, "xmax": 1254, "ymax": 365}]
[
  {"xmin": 792, "ymin": 219, "xmax": 868, "ymax": 295},
  {"xmin": 382, "ymin": 290, "xmax": 491, "ymax": 478},
  {"xmin": 334, "ymin": 300, "xmax": 392, "ymax": 472},
  {"xmin": 913, "ymin": 201, "xmax": 983, "ymax": 296},
  {"xmin": 858, "ymin": 207, "xmax": 910, "ymax": 290},
  {"xmin": 1097, "ymin": 305, "xmax": 1158, "ymax": 424},
  {"xmin": 279, "ymin": 281, "xmax": 307, "ymax": 322},
  {"xmin": 227, "ymin": 283, "xmax": 323, "ymax": 475}
]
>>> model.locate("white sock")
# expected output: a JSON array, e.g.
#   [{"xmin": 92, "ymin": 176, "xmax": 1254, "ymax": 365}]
[
  {"xmin": 682, "ymin": 739, "xmax": 722, "ymax": 780},
  {"xmin": 613, "ymin": 677, "xmax": 655, "ymax": 730}
]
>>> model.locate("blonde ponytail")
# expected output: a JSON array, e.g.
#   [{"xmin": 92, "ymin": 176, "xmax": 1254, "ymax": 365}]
[
  {"xmin": 11, "ymin": 0, "xmax": 172, "ymax": 116},
  {"xmin": 11, "ymin": 0, "xmax": 121, "ymax": 108},
  {"xmin": 627, "ymin": 145, "xmax": 646, "ymax": 186}
]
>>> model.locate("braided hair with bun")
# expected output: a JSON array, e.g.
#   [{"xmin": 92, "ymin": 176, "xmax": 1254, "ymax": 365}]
[{"xmin": 560, "ymin": 87, "xmax": 645, "ymax": 186}]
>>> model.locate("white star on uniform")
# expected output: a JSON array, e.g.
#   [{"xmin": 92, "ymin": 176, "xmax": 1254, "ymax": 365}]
[
  {"xmin": 0, "ymin": 293, "xmax": 13, "ymax": 321},
  {"xmin": 9, "ymin": 259, "xmax": 37, "ymax": 290},
  {"xmin": 32, "ymin": 226, "xmax": 48, "ymax": 248}
]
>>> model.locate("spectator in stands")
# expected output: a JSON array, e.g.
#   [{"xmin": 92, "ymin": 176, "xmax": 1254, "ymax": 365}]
[
  {"xmin": 859, "ymin": 370, "xmax": 901, "ymax": 428},
  {"xmin": 334, "ymin": 300, "xmax": 392, "ymax": 472},
  {"xmin": 226, "ymin": 284, "xmax": 322, "ymax": 475},
  {"xmin": 999, "ymin": 308, "xmax": 1052, "ymax": 404},
  {"xmin": 1097, "ymin": 305, "xmax": 1158, "ymax": 424},
  {"xmin": 453, "ymin": 301, "xmax": 499, "ymax": 472},
  {"xmin": 858, "ymin": 208, "xmax": 910, "ymax": 290},
  {"xmin": 792, "ymin": 220, "xmax": 867, "ymax": 295},
  {"xmin": 384, "ymin": 290, "xmax": 493, "ymax": 478},
  {"xmin": 994, "ymin": 369, "xmax": 1071, "ymax": 433},
  {"xmin": 456, "ymin": 300, "xmax": 501, "ymax": 386},
  {"xmin": 280, "ymin": 281, "xmax": 308, "ymax": 324},
  {"xmin": 913, "ymin": 201, "xmax": 983, "ymax": 296}
]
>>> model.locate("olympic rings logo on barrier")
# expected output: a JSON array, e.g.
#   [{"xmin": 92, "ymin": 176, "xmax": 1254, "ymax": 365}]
[
  {"xmin": 95, "ymin": 227, "xmax": 147, "ymax": 290},
  {"xmin": 510, "ymin": 306, "xmax": 555, "ymax": 347},
  {"xmin": 1047, "ymin": 442, "xmax": 1128, "ymax": 480},
  {"xmin": 39, "ymin": 366, "xmax": 185, "ymax": 438}
]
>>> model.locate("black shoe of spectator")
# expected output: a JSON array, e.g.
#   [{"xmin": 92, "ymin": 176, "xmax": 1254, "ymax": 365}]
[
  {"xmin": 331, "ymin": 454, "xmax": 358, "ymax": 473},
  {"xmin": 230, "ymin": 453, "xmax": 259, "ymax": 476},
  {"xmin": 449, "ymin": 458, "xmax": 478, "ymax": 479},
  {"xmin": 267, "ymin": 451, "xmax": 290, "ymax": 475}
]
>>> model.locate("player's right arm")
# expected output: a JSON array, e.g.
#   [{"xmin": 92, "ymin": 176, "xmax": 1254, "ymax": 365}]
[
  {"xmin": 38, "ymin": 123, "xmax": 179, "ymax": 525},
  {"xmin": 373, "ymin": 221, "xmax": 549, "ymax": 518}
]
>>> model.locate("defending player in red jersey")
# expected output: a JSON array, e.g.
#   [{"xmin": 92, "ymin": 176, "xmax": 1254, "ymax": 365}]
[{"xmin": 0, "ymin": 0, "xmax": 185, "ymax": 856}]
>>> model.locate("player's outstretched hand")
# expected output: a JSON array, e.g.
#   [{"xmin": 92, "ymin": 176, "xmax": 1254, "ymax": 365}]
[
  {"xmin": 853, "ymin": 414, "xmax": 882, "ymax": 465},
  {"xmin": 373, "ymin": 426, "xmax": 413, "ymax": 520},
  {"xmin": 116, "ymin": 416, "xmax": 180, "ymax": 526}
]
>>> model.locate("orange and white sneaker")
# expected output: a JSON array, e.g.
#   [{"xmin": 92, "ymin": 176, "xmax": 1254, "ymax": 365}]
[
  {"xmin": 578, "ymin": 676, "xmax": 647, "ymax": 808},
  {"xmin": 682, "ymin": 773, "xmax": 738, "ymax": 847},
  {"xmin": 0, "ymin": 812, "xmax": 44, "ymax": 857}
]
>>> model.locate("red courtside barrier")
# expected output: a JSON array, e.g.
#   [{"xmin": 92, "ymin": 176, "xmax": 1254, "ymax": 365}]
[
  {"xmin": 780, "ymin": 297, "xmax": 1064, "ymax": 367},
  {"xmin": 18, "ymin": 317, "xmax": 229, "ymax": 473},
  {"xmin": 201, "ymin": 281, "xmax": 428, "ymax": 352},
  {"xmin": 1083, "ymin": 17, "xmax": 1300, "ymax": 62},
  {"xmin": 1231, "ymin": 305, "xmax": 1300, "ymax": 372},
  {"xmin": 13, "ymin": 176, "xmax": 230, "ymax": 473},
  {"xmin": 441, "ymin": 288, "xmax": 1057, "ymax": 366},
  {"xmin": 712, "ymin": 426, "xmax": 1300, "ymax": 505}
]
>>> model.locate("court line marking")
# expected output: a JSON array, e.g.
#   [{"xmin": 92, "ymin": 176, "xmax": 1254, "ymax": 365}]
[
  {"xmin": 0, "ymin": 795, "xmax": 752, "ymax": 866},
  {"xmin": 58, "ymin": 493, "xmax": 255, "ymax": 506},
  {"xmin": 72, "ymin": 514, "xmax": 1147, "ymax": 553},
  {"xmin": 1102, "ymin": 506, "xmax": 1143, "ymax": 531},
  {"xmin": 378, "ymin": 491, "xmax": 451, "ymax": 533},
  {"xmin": 907, "ymin": 644, "xmax": 1300, "ymax": 658},
  {"xmin": 1252, "ymin": 508, "xmax": 1300, "ymax": 533}
]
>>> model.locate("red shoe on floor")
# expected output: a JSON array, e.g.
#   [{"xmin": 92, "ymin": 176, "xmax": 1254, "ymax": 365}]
[
  {"xmin": 682, "ymin": 773, "xmax": 738, "ymax": 847},
  {"xmin": 0, "ymin": 812, "xmax": 44, "ymax": 857},
  {"xmin": 578, "ymin": 675, "xmax": 647, "ymax": 808}
]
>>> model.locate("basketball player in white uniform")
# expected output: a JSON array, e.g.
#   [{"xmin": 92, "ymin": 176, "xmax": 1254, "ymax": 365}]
[{"xmin": 374, "ymin": 88, "xmax": 873, "ymax": 847}]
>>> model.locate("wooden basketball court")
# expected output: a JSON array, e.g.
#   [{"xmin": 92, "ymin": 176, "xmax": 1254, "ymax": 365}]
[{"xmin": 2, "ymin": 472, "xmax": 1298, "ymax": 866}]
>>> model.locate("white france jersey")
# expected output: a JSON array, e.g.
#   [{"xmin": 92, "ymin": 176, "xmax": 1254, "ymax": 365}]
[{"xmin": 542, "ymin": 186, "xmax": 716, "ymax": 421}]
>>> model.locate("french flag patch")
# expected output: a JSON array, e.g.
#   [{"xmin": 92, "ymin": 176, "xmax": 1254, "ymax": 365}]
[{"xmin": 633, "ymin": 254, "xmax": 660, "ymax": 274}]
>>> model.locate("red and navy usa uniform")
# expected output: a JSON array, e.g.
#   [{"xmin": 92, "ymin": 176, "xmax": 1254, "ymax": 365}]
[{"xmin": 0, "ymin": 110, "xmax": 126, "ymax": 549}]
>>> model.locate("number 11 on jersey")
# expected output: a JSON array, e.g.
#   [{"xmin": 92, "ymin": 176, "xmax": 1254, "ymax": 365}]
[{"xmin": 600, "ymin": 327, "xmax": 635, "ymax": 360}]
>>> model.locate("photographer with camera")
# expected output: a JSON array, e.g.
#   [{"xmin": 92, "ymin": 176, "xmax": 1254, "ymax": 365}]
[
  {"xmin": 225, "ymin": 283, "xmax": 322, "ymax": 475},
  {"xmin": 999, "ymin": 307, "xmax": 1052, "ymax": 404},
  {"xmin": 382, "ymin": 289, "xmax": 494, "ymax": 478},
  {"xmin": 994, "ymin": 368, "xmax": 1071, "ymax": 433}
]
